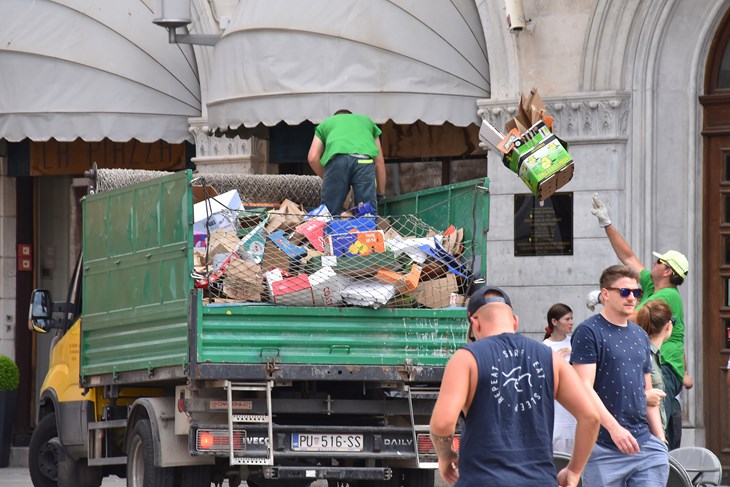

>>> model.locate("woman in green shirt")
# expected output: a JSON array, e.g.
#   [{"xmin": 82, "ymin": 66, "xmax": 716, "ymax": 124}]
[{"xmin": 636, "ymin": 299, "xmax": 674, "ymax": 433}]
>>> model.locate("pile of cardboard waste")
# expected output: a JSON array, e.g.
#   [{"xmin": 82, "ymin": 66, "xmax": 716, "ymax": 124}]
[{"xmin": 192, "ymin": 187, "xmax": 470, "ymax": 309}]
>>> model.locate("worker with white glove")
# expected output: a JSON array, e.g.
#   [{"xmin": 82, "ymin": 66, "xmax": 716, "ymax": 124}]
[
  {"xmin": 589, "ymin": 192, "xmax": 691, "ymax": 450},
  {"xmin": 590, "ymin": 194, "xmax": 612, "ymax": 228}
]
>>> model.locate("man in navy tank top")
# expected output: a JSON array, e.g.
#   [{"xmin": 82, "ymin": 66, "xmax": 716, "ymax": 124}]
[
  {"xmin": 571, "ymin": 265, "xmax": 669, "ymax": 486},
  {"xmin": 430, "ymin": 286, "xmax": 599, "ymax": 487}
]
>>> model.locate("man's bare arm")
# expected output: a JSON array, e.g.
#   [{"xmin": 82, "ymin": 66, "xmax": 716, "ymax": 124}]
[
  {"xmin": 374, "ymin": 137, "xmax": 386, "ymax": 195},
  {"xmin": 307, "ymin": 136, "xmax": 325, "ymax": 178},
  {"xmin": 604, "ymin": 225, "xmax": 645, "ymax": 273},
  {"xmin": 430, "ymin": 350, "xmax": 473, "ymax": 485}
]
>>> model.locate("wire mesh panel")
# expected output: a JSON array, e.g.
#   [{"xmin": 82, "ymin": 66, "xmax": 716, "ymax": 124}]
[
  {"xmin": 193, "ymin": 186, "xmax": 480, "ymax": 310},
  {"xmin": 93, "ymin": 169, "xmax": 486, "ymax": 310}
]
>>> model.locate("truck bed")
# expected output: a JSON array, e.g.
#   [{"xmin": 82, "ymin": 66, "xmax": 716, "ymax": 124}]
[{"xmin": 80, "ymin": 170, "xmax": 489, "ymax": 386}]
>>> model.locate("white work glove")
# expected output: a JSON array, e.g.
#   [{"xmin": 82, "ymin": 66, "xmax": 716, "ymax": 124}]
[
  {"xmin": 586, "ymin": 289, "xmax": 601, "ymax": 311},
  {"xmin": 591, "ymin": 193, "xmax": 612, "ymax": 228}
]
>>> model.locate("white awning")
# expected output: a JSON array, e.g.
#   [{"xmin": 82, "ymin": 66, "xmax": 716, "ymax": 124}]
[
  {"xmin": 207, "ymin": 0, "xmax": 490, "ymax": 130},
  {"xmin": 0, "ymin": 0, "xmax": 200, "ymax": 143}
]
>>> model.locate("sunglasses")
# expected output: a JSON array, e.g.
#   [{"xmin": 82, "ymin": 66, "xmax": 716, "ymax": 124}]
[
  {"xmin": 656, "ymin": 259, "xmax": 669, "ymax": 268},
  {"xmin": 605, "ymin": 287, "xmax": 643, "ymax": 299}
]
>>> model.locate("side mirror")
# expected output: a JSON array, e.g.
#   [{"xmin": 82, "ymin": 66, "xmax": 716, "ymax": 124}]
[{"xmin": 28, "ymin": 289, "xmax": 53, "ymax": 333}]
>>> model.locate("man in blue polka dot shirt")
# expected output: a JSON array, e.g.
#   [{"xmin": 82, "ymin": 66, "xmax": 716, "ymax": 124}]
[{"xmin": 571, "ymin": 265, "xmax": 668, "ymax": 486}]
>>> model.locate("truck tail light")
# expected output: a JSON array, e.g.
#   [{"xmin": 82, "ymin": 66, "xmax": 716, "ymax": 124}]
[
  {"xmin": 195, "ymin": 429, "xmax": 246, "ymax": 452},
  {"xmin": 416, "ymin": 434, "xmax": 460, "ymax": 455}
]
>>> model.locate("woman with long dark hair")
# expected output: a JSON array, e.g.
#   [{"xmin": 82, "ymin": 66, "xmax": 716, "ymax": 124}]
[{"xmin": 543, "ymin": 303, "xmax": 576, "ymax": 453}]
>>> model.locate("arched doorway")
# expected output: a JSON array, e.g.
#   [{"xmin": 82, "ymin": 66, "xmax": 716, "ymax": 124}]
[{"xmin": 700, "ymin": 7, "xmax": 730, "ymax": 464}]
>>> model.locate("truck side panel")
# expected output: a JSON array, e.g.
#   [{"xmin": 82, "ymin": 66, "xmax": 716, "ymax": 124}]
[
  {"xmin": 199, "ymin": 303, "xmax": 464, "ymax": 365},
  {"xmin": 81, "ymin": 171, "xmax": 193, "ymax": 379}
]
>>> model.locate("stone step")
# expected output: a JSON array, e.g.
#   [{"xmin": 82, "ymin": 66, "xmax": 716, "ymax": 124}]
[{"xmin": 9, "ymin": 446, "xmax": 28, "ymax": 468}]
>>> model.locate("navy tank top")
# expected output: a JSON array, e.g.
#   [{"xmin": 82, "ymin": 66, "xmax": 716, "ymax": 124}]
[{"xmin": 457, "ymin": 333, "xmax": 557, "ymax": 487}]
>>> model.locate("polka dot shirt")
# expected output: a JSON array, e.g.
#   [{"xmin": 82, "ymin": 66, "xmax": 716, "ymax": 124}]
[{"xmin": 571, "ymin": 313, "xmax": 652, "ymax": 449}]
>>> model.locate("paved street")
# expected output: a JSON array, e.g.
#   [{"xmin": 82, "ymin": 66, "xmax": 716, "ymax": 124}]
[
  {"xmin": 1, "ymin": 467, "xmax": 125, "ymax": 487},
  {"xmin": 0, "ymin": 467, "xmax": 446, "ymax": 487}
]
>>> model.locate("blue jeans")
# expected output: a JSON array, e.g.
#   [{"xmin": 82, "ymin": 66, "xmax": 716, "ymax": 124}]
[
  {"xmin": 581, "ymin": 436, "xmax": 669, "ymax": 487},
  {"xmin": 321, "ymin": 153, "xmax": 377, "ymax": 214}
]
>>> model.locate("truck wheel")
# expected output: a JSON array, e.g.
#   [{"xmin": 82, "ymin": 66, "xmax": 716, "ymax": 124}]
[
  {"xmin": 29, "ymin": 414, "xmax": 60, "ymax": 487},
  {"xmin": 179, "ymin": 465, "xmax": 211, "ymax": 487},
  {"xmin": 127, "ymin": 420, "xmax": 174, "ymax": 487}
]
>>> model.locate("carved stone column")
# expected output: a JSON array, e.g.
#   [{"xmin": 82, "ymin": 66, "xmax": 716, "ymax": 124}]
[{"xmin": 188, "ymin": 118, "xmax": 269, "ymax": 174}]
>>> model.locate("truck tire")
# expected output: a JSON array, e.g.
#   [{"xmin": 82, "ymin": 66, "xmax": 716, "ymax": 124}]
[
  {"xmin": 127, "ymin": 419, "xmax": 174, "ymax": 487},
  {"xmin": 179, "ymin": 465, "xmax": 211, "ymax": 487},
  {"xmin": 29, "ymin": 414, "xmax": 60, "ymax": 487}
]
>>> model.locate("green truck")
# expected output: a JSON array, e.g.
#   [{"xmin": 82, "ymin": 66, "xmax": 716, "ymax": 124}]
[{"xmin": 27, "ymin": 169, "xmax": 490, "ymax": 487}]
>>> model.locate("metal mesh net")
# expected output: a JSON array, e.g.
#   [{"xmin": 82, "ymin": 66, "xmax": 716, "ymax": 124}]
[{"xmin": 194, "ymin": 199, "xmax": 472, "ymax": 310}]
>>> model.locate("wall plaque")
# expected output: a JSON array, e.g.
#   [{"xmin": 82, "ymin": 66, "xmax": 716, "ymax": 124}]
[{"xmin": 514, "ymin": 193, "xmax": 573, "ymax": 256}]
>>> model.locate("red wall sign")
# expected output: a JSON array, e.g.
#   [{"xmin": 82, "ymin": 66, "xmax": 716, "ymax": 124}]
[{"xmin": 17, "ymin": 244, "xmax": 32, "ymax": 272}]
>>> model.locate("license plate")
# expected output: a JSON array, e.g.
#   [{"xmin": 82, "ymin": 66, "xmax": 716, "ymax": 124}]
[{"xmin": 291, "ymin": 433, "xmax": 364, "ymax": 452}]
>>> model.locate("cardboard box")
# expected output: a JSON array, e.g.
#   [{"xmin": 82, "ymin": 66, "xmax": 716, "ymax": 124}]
[
  {"xmin": 407, "ymin": 273, "xmax": 458, "ymax": 309},
  {"xmin": 326, "ymin": 230, "xmax": 385, "ymax": 257},
  {"xmin": 322, "ymin": 252, "xmax": 398, "ymax": 277},
  {"xmin": 309, "ymin": 266, "xmax": 353, "ymax": 306},
  {"xmin": 265, "ymin": 199, "xmax": 305, "ymax": 234},
  {"xmin": 194, "ymin": 231, "xmax": 207, "ymax": 249},
  {"xmin": 478, "ymin": 88, "xmax": 574, "ymax": 202},
  {"xmin": 207, "ymin": 230, "xmax": 242, "ymax": 264},
  {"xmin": 325, "ymin": 217, "xmax": 377, "ymax": 236},
  {"xmin": 303, "ymin": 204, "xmax": 331, "ymax": 221},
  {"xmin": 223, "ymin": 259, "xmax": 262, "ymax": 302},
  {"xmin": 193, "ymin": 189, "xmax": 242, "ymax": 234},
  {"xmin": 191, "ymin": 184, "xmax": 219, "ymax": 204},
  {"xmin": 376, "ymin": 264, "xmax": 422, "ymax": 294},
  {"xmin": 341, "ymin": 279, "xmax": 397, "ymax": 308},
  {"xmin": 270, "ymin": 274, "xmax": 314, "ymax": 306},
  {"xmin": 238, "ymin": 220, "xmax": 267, "ymax": 264},
  {"xmin": 347, "ymin": 202, "xmax": 376, "ymax": 217},
  {"xmin": 505, "ymin": 121, "xmax": 573, "ymax": 201},
  {"xmin": 261, "ymin": 230, "xmax": 308, "ymax": 274},
  {"xmin": 295, "ymin": 219, "xmax": 327, "ymax": 252},
  {"xmin": 419, "ymin": 238, "xmax": 468, "ymax": 278},
  {"xmin": 387, "ymin": 236, "xmax": 439, "ymax": 264}
]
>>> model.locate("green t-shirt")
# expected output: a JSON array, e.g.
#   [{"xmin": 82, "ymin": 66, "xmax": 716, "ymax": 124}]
[
  {"xmin": 314, "ymin": 113, "xmax": 382, "ymax": 166},
  {"xmin": 639, "ymin": 268, "xmax": 685, "ymax": 379}
]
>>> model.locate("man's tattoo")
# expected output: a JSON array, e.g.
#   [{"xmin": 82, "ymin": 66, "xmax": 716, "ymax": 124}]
[{"xmin": 430, "ymin": 432, "xmax": 456, "ymax": 458}]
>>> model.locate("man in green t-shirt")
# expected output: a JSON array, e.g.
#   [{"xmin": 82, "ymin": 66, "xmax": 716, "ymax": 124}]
[
  {"xmin": 590, "ymin": 194, "xmax": 691, "ymax": 449},
  {"xmin": 307, "ymin": 110, "xmax": 386, "ymax": 214}
]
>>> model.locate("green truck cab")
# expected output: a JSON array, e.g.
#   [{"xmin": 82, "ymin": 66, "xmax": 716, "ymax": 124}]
[{"xmin": 27, "ymin": 170, "xmax": 490, "ymax": 487}]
